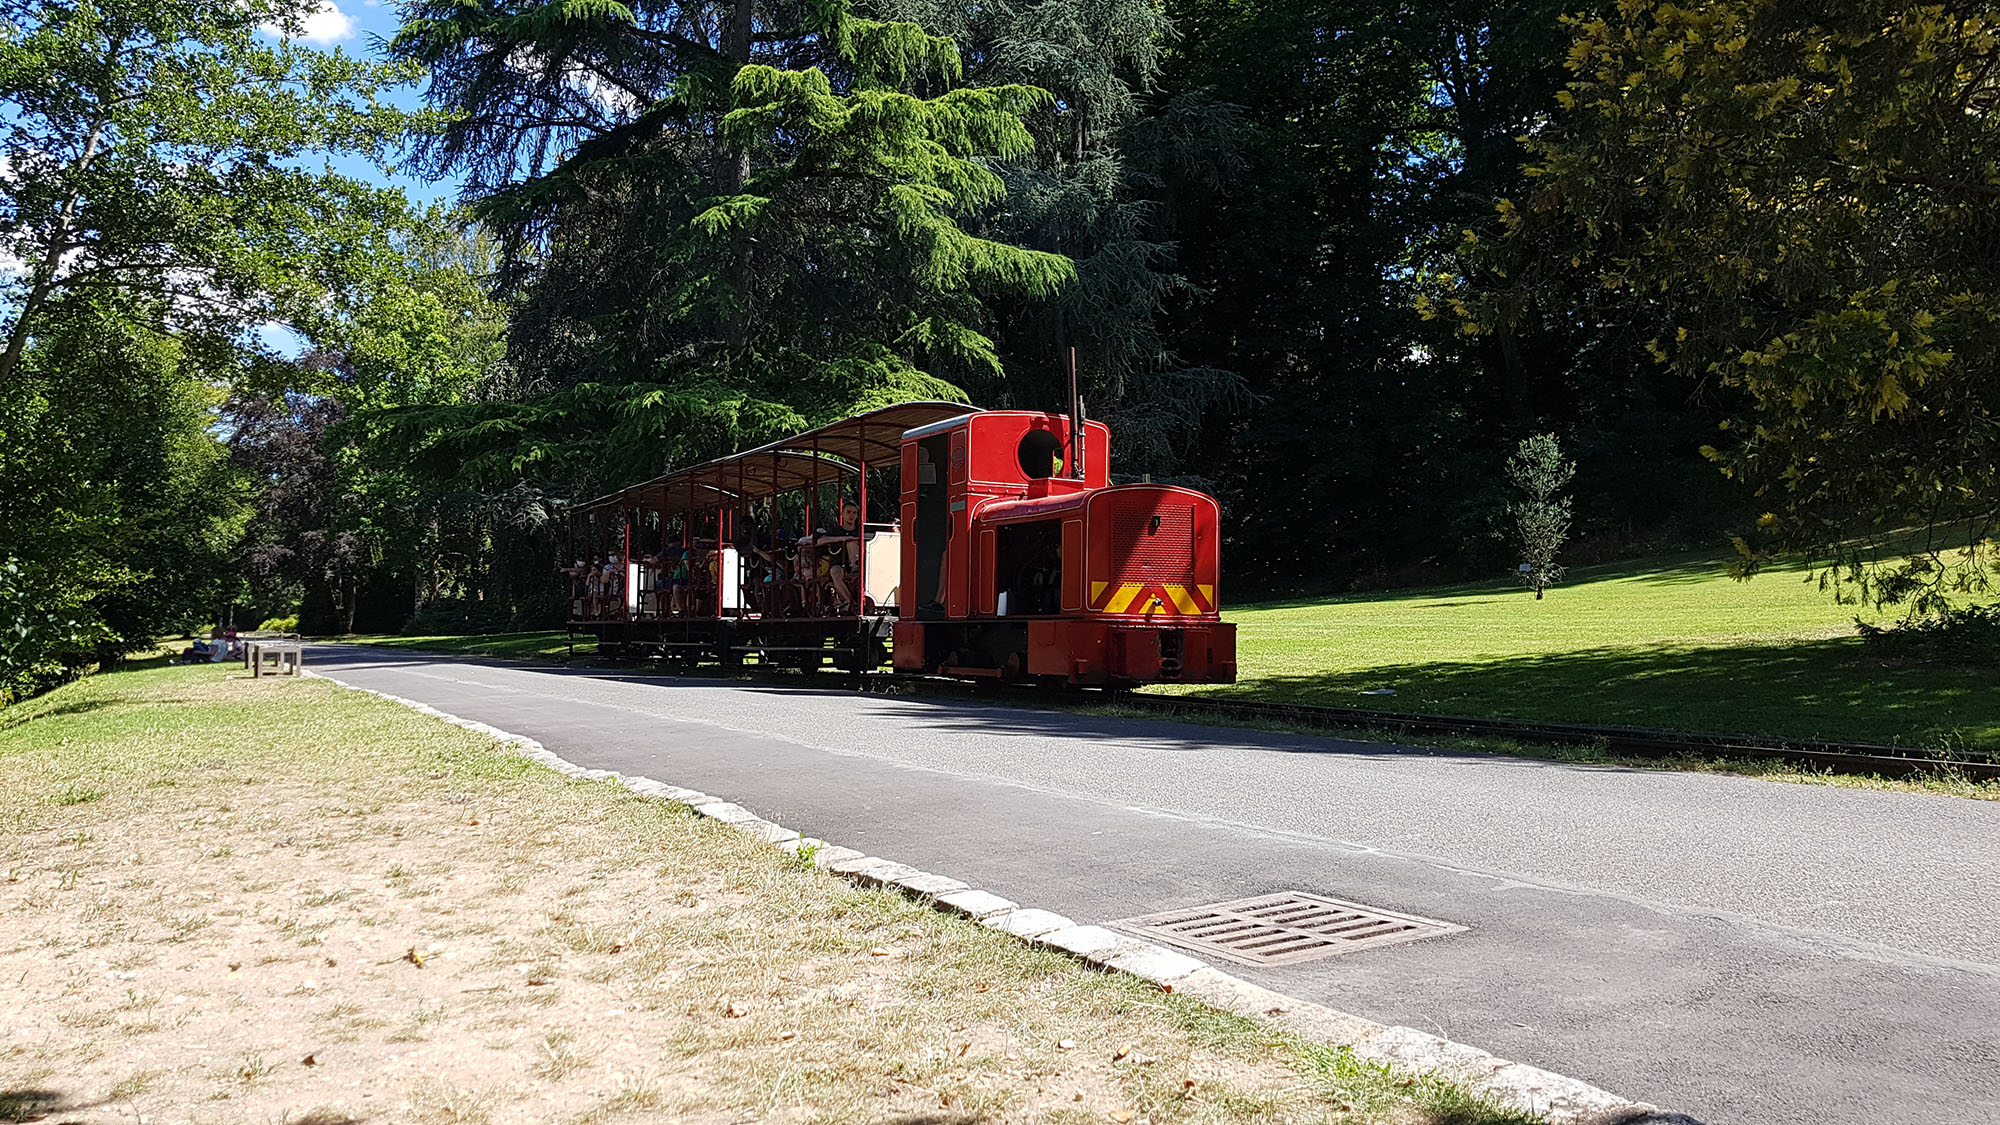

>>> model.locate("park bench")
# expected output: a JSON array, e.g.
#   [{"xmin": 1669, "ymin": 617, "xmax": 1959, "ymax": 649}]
[{"xmin": 242, "ymin": 636, "xmax": 305, "ymax": 678}]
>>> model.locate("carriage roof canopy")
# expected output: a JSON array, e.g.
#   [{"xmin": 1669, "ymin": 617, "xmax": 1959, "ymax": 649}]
[{"xmin": 571, "ymin": 401, "xmax": 977, "ymax": 514}]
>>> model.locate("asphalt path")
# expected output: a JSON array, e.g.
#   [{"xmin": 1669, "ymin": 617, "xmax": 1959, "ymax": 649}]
[{"xmin": 312, "ymin": 646, "xmax": 2000, "ymax": 1125}]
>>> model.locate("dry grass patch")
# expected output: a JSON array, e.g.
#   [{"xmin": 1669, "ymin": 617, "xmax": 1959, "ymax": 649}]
[{"xmin": 0, "ymin": 663, "xmax": 1539, "ymax": 1125}]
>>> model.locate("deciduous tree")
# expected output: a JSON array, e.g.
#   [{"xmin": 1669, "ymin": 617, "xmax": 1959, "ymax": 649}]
[
  {"xmin": 0, "ymin": 0, "xmax": 429, "ymax": 382},
  {"xmin": 1473, "ymin": 0, "xmax": 2000, "ymax": 612},
  {"xmin": 1506, "ymin": 433, "xmax": 1573, "ymax": 599}
]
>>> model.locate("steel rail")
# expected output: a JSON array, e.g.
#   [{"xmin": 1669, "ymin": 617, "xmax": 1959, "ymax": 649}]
[
  {"xmin": 1090, "ymin": 688, "xmax": 2000, "ymax": 782},
  {"xmin": 845, "ymin": 670, "xmax": 2000, "ymax": 782}
]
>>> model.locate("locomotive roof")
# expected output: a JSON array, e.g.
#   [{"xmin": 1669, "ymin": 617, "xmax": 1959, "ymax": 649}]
[{"xmin": 571, "ymin": 400, "xmax": 977, "ymax": 513}]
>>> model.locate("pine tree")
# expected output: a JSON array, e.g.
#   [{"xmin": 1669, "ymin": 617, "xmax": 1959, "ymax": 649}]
[
  {"xmin": 872, "ymin": 0, "xmax": 1245, "ymax": 472},
  {"xmin": 383, "ymin": 0, "xmax": 1073, "ymax": 495}
]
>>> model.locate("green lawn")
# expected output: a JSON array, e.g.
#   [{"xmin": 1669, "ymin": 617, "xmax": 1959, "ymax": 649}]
[
  {"xmin": 1184, "ymin": 553, "xmax": 1999, "ymax": 749},
  {"xmin": 348, "ymin": 629, "xmax": 575, "ymax": 661}
]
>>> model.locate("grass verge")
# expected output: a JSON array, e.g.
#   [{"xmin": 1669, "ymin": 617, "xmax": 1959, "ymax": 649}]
[
  {"xmin": 344, "ymin": 630, "xmax": 576, "ymax": 662},
  {"xmin": 0, "ymin": 662, "xmax": 1540, "ymax": 1125}
]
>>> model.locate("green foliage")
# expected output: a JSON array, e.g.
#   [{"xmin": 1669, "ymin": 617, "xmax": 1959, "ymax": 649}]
[
  {"xmin": 873, "ymin": 0, "xmax": 1247, "ymax": 471},
  {"xmin": 381, "ymin": 0, "xmax": 1075, "ymax": 506},
  {"xmin": 257, "ymin": 615, "xmax": 300, "ymax": 634},
  {"xmin": 1506, "ymin": 434, "xmax": 1573, "ymax": 598},
  {"xmin": 0, "ymin": 0, "xmax": 445, "ymax": 687},
  {"xmin": 1156, "ymin": 0, "xmax": 1708, "ymax": 590},
  {"xmin": 0, "ymin": 294, "xmax": 251, "ymax": 682},
  {"xmin": 1859, "ymin": 606, "xmax": 2000, "ymax": 668},
  {"xmin": 0, "ymin": 559, "xmax": 112, "ymax": 704},
  {"xmin": 0, "ymin": 0, "xmax": 433, "ymax": 378},
  {"xmin": 1473, "ymin": 0, "xmax": 2000, "ymax": 613}
]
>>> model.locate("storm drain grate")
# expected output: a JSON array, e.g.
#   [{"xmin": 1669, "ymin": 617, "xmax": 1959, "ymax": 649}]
[{"xmin": 1112, "ymin": 892, "xmax": 1467, "ymax": 966}]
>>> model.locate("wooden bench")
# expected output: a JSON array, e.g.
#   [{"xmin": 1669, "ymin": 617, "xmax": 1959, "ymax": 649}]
[{"xmin": 244, "ymin": 639, "xmax": 305, "ymax": 678}]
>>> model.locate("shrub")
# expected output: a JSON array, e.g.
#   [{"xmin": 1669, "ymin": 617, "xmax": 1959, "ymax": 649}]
[
  {"xmin": 257, "ymin": 615, "xmax": 300, "ymax": 634},
  {"xmin": 400, "ymin": 598, "xmax": 554, "ymax": 637},
  {"xmin": 1857, "ymin": 606, "xmax": 2000, "ymax": 666}
]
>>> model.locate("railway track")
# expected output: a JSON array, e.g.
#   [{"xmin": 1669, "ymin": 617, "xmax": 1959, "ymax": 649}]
[
  {"xmin": 1101, "ymin": 690, "xmax": 2000, "ymax": 782},
  {"xmin": 855, "ymin": 670, "xmax": 2000, "ymax": 783}
]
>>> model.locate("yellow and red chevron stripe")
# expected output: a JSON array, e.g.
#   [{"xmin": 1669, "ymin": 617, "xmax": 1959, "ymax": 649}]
[{"xmin": 1090, "ymin": 581, "xmax": 1215, "ymax": 616}]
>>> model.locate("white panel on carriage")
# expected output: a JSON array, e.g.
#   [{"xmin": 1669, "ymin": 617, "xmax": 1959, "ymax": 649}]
[
  {"xmin": 864, "ymin": 530, "xmax": 900, "ymax": 608},
  {"xmin": 717, "ymin": 546, "xmax": 742, "ymax": 611}
]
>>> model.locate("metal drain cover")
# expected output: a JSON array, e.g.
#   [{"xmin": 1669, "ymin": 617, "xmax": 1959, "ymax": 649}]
[{"xmin": 1113, "ymin": 892, "xmax": 1466, "ymax": 966}]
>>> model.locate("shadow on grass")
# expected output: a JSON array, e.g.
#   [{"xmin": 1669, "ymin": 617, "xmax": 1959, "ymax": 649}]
[
  {"xmin": 0, "ymin": 1088, "xmax": 113, "ymax": 1123},
  {"xmin": 0, "ymin": 697, "xmax": 113, "ymax": 733},
  {"xmin": 1239, "ymin": 551, "xmax": 1819, "ymax": 609},
  {"xmin": 1209, "ymin": 636, "xmax": 1999, "ymax": 749}
]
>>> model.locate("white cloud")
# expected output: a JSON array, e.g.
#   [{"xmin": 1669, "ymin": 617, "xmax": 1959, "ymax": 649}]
[
  {"xmin": 261, "ymin": 1, "xmax": 356, "ymax": 45},
  {"xmin": 578, "ymin": 72, "xmax": 642, "ymax": 118}
]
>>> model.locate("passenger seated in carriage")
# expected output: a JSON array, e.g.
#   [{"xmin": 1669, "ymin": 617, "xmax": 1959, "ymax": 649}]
[
  {"xmin": 734, "ymin": 521, "xmax": 779, "ymax": 616},
  {"xmin": 599, "ymin": 562, "xmax": 623, "ymax": 618},
  {"xmin": 765, "ymin": 533, "xmax": 808, "ymax": 618},
  {"xmin": 798, "ymin": 497, "xmax": 863, "ymax": 615}
]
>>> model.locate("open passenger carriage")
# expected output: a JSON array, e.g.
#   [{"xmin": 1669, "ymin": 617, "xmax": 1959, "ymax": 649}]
[{"xmin": 564, "ymin": 402, "xmax": 967, "ymax": 671}]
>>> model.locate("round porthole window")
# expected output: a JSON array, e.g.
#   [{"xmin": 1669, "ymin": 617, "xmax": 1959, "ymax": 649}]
[{"xmin": 1017, "ymin": 428, "xmax": 1065, "ymax": 479}]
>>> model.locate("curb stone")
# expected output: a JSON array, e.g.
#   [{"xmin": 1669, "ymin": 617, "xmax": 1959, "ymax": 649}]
[
  {"xmin": 935, "ymin": 889, "xmax": 1017, "ymax": 919},
  {"xmin": 983, "ymin": 907, "xmax": 1074, "ymax": 938},
  {"xmin": 306, "ymin": 669, "xmax": 1667, "ymax": 1125}
]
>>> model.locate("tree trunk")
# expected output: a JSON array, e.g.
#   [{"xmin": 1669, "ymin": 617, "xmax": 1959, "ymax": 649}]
[
  {"xmin": 721, "ymin": 0, "xmax": 756, "ymax": 351},
  {"xmin": 0, "ymin": 115, "xmax": 109, "ymax": 386},
  {"xmin": 723, "ymin": 0, "xmax": 754, "ymax": 189}
]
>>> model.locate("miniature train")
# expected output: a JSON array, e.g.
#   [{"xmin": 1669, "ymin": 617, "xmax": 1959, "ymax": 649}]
[{"xmin": 564, "ymin": 401, "xmax": 1235, "ymax": 687}]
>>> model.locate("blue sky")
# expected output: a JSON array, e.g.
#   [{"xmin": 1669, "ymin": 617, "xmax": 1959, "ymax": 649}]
[
  {"xmin": 272, "ymin": 0, "xmax": 466, "ymax": 207},
  {"xmin": 256, "ymin": 0, "xmax": 469, "ymax": 355}
]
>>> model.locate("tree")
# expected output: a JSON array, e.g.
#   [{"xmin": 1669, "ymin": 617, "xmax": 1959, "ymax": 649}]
[
  {"xmin": 0, "ymin": 0, "xmax": 429, "ymax": 383},
  {"xmin": 871, "ymin": 0, "xmax": 1245, "ymax": 472},
  {"xmin": 381, "ymin": 0, "xmax": 1074, "ymax": 497},
  {"xmin": 1152, "ymin": 0, "xmax": 1731, "ymax": 593},
  {"xmin": 0, "ymin": 292, "xmax": 252, "ymax": 671},
  {"xmin": 225, "ymin": 215, "xmax": 515, "ymax": 634},
  {"xmin": 1159, "ymin": 0, "xmax": 1441, "ymax": 587},
  {"xmin": 1472, "ymin": 0, "xmax": 2000, "ymax": 613},
  {"xmin": 1506, "ymin": 433, "xmax": 1572, "ymax": 599},
  {"xmin": 0, "ymin": 559, "xmax": 110, "ymax": 703},
  {"xmin": 0, "ymin": 0, "xmax": 441, "ymax": 675}
]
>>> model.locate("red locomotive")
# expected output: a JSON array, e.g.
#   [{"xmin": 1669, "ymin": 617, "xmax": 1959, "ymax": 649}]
[{"xmin": 564, "ymin": 401, "xmax": 1235, "ymax": 687}]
